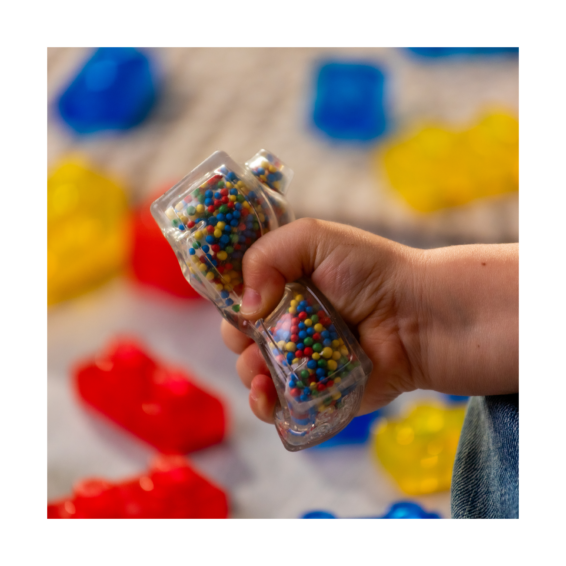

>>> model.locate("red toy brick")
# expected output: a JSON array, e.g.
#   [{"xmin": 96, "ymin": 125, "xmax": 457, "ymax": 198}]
[
  {"xmin": 130, "ymin": 186, "xmax": 203, "ymax": 299},
  {"xmin": 48, "ymin": 455, "xmax": 229, "ymax": 518},
  {"xmin": 74, "ymin": 339, "xmax": 226, "ymax": 454}
]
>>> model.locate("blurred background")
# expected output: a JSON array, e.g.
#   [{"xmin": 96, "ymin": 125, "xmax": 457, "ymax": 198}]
[{"xmin": 47, "ymin": 47, "xmax": 518, "ymax": 518}]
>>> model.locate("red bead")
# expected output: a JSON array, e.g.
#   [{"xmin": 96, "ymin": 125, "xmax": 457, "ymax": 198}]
[
  {"xmin": 291, "ymin": 317, "xmax": 299, "ymax": 325},
  {"xmin": 187, "ymin": 221, "xmax": 195, "ymax": 228},
  {"xmin": 295, "ymin": 350, "xmax": 303, "ymax": 358},
  {"xmin": 290, "ymin": 334, "xmax": 299, "ymax": 343},
  {"xmin": 214, "ymin": 199, "xmax": 222, "ymax": 207},
  {"xmin": 290, "ymin": 388, "xmax": 301, "ymax": 397},
  {"xmin": 317, "ymin": 383, "xmax": 326, "ymax": 391},
  {"xmin": 228, "ymin": 202, "xmax": 235, "ymax": 209},
  {"xmin": 225, "ymin": 263, "xmax": 233, "ymax": 271},
  {"xmin": 290, "ymin": 325, "xmax": 299, "ymax": 334},
  {"xmin": 327, "ymin": 380, "xmax": 334, "ymax": 387},
  {"xmin": 73, "ymin": 340, "xmax": 226, "ymax": 454},
  {"xmin": 234, "ymin": 244, "xmax": 241, "ymax": 250},
  {"xmin": 206, "ymin": 225, "xmax": 215, "ymax": 234},
  {"xmin": 47, "ymin": 456, "xmax": 228, "ymax": 519},
  {"xmin": 221, "ymin": 196, "xmax": 229, "ymax": 204},
  {"xmin": 313, "ymin": 333, "xmax": 321, "ymax": 341},
  {"xmin": 308, "ymin": 376, "xmax": 317, "ymax": 385},
  {"xmin": 298, "ymin": 312, "xmax": 307, "ymax": 321},
  {"xmin": 212, "ymin": 244, "xmax": 220, "ymax": 252},
  {"xmin": 216, "ymin": 266, "xmax": 224, "ymax": 274},
  {"xmin": 221, "ymin": 189, "xmax": 228, "ymax": 196},
  {"xmin": 303, "ymin": 347, "xmax": 313, "ymax": 356},
  {"xmin": 206, "ymin": 205, "xmax": 214, "ymax": 213},
  {"xmin": 317, "ymin": 310, "xmax": 325, "ymax": 318}
]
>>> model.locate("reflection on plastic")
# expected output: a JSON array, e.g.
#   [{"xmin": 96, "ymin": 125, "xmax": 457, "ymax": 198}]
[
  {"xmin": 312, "ymin": 61, "xmax": 388, "ymax": 142},
  {"xmin": 131, "ymin": 186, "xmax": 203, "ymax": 299},
  {"xmin": 74, "ymin": 339, "xmax": 226, "ymax": 453},
  {"xmin": 378, "ymin": 111, "xmax": 519, "ymax": 212},
  {"xmin": 373, "ymin": 402, "xmax": 466, "ymax": 495},
  {"xmin": 57, "ymin": 47, "xmax": 159, "ymax": 134},
  {"xmin": 47, "ymin": 159, "xmax": 130, "ymax": 305},
  {"xmin": 405, "ymin": 47, "xmax": 518, "ymax": 59},
  {"xmin": 301, "ymin": 501, "xmax": 441, "ymax": 519},
  {"xmin": 310, "ymin": 410, "xmax": 382, "ymax": 449},
  {"xmin": 48, "ymin": 455, "xmax": 228, "ymax": 518}
]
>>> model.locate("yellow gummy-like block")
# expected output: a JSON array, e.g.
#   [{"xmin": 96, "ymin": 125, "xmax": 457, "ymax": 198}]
[
  {"xmin": 48, "ymin": 159, "xmax": 130, "ymax": 305},
  {"xmin": 372, "ymin": 402, "xmax": 466, "ymax": 495},
  {"xmin": 378, "ymin": 110, "xmax": 519, "ymax": 212}
]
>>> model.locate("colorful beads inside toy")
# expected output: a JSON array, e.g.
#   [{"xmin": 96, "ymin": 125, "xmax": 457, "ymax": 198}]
[
  {"xmin": 164, "ymin": 167, "xmax": 268, "ymax": 311},
  {"xmin": 246, "ymin": 150, "xmax": 291, "ymax": 195},
  {"xmin": 266, "ymin": 289, "xmax": 361, "ymax": 419}
]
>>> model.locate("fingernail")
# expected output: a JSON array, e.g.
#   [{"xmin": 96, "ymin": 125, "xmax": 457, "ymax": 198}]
[{"xmin": 241, "ymin": 287, "xmax": 262, "ymax": 315}]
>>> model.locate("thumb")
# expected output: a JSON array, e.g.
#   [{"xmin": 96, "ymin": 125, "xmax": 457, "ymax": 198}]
[{"xmin": 239, "ymin": 218, "xmax": 384, "ymax": 324}]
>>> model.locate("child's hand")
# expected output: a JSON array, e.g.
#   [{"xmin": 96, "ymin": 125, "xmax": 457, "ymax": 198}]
[{"xmin": 220, "ymin": 219, "xmax": 518, "ymax": 424}]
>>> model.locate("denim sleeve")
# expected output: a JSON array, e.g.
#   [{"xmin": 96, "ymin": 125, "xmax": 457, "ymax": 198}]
[{"xmin": 451, "ymin": 394, "xmax": 519, "ymax": 519}]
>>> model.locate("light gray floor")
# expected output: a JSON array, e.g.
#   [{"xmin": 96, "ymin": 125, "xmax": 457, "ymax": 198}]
[{"xmin": 48, "ymin": 277, "xmax": 453, "ymax": 518}]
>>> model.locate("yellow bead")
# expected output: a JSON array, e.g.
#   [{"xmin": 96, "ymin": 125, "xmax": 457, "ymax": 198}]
[
  {"xmin": 332, "ymin": 392, "xmax": 342, "ymax": 400},
  {"xmin": 327, "ymin": 360, "xmax": 337, "ymax": 371},
  {"xmin": 198, "ymin": 264, "xmax": 207, "ymax": 273},
  {"xmin": 340, "ymin": 346, "xmax": 349, "ymax": 356},
  {"xmin": 196, "ymin": 204, "xmax": 204, "ymax": 213},
  {"xmin": 236, "ymin": 181, "xmax": 244, "ymax": 188},
  {"xmin": 290, "ymin": 300, "xmax": 297, "ymax": 307},
  {"xmin": 193, "ymin": 231, "xmax": 203, "ymax": 240},
  {"xmin": 229, "ymin": 195, "xmax": 237, "ymax": 201},
  {"xmin": 332, "ymin": 351, "xmax": 341, "ymax": 361},
  {"xmin": 285, "ymin": 342, "xmax": 296, "ymax": 352},
  {"xmin": 338, "ymin": 338, "xmax": 344, "ymax": 345},
  {"xmin": 332, "ymin": 340, "xmax": 341, "ymax": 349},
  {"xmin": 312, "ymin": 352, "xmax": 320, "ymax": 360},
  {"xmin": 322, "ymin": 347, "xmax": 333, "ymax": 359},
  {"xmin": 314, "ymin": 324, "xmax": 323, "ymax": 332},
  {"xmin": 243, "ymin": 201, "xmax": 250, "ymax": 209},
  {"xmin": 292, "ymin": 358, "xmax": 299, "ymax": 364},
  {"xmin": 277, "ymin": 340, "xmax": 285, "ymax": 350},
  {"xmin": 225, "ymin": 182, "xmax": 232, "ymax": 188},
  {"xmin": 215, "ymin": 283, "xmax": 223, "ymax": 291},
  {"xmin": 289, "ymin": 307, "xmax": 297, "ymax": 314},
  {"xmin": 222, "ymin": 274, "xmax": 231, "ymax": 283},
  {"xmin": 310, "ymin": 383, "xmax": 317, "ymax": 390},
  {"xmin": 206, "ymin": 271, "xmax": 214, "ymax": 280},
  {"xmin": 217, "ymin": 251, "xmax": 228, "ymax": 261},
  {"xmin": 224, "ymin": 285, "xmax": 233, "ymax": 292},
  {"xmin": 189, "ymin": 267, "xmax": 195, "ymax": 274},
  {"xmin": 334, "ymin": 377, "xmax": 342, "ymax": 384},
  {"xmin": 214, "ymin": 230, "xmax": 222, "ymax": 238},
  {"xmin": 217, "ymin": 221, "xmax": 226, "ymax": 230},
  {"xmin": 304, "ymin": 319, "xmax": 313, "ymax": 327},
  {"xmin": 295, "ymin": 294, "xmax": 304, "ymax": 302}
]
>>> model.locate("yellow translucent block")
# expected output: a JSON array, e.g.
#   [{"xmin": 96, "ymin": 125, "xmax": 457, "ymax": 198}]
[
  {"xmin": 48, "ymin": 159, "xmax": 130, "ymax": 305},
  {"xmin": 372, "ymin": 402, "xmax": 466, "ymax": 495},
  {"xmin": 378, "ymin": 110, "xmax": 519, "ymax": 212}
]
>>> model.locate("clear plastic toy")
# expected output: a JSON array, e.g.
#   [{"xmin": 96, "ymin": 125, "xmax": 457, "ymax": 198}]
[{"xmin": 151, "ymin": 150, "xmax": 372, "ymax": 451}]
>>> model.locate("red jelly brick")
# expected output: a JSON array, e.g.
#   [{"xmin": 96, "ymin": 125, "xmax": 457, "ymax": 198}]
[
  {"xmin": 47, "ymin": 456, "xmax": 229, "ymax": 518},
  {"xmin": 74, "ymin": 339, "xmax": 226, "ymax": 453},
  {"xmin": 130, "ymin": 187, "xmax": 202, "ymax": 299}
]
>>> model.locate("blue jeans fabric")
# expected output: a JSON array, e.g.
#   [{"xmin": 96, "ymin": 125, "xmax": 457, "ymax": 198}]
[{"xmin": 451, "ymin": 394, "xmax": 519, "ymax": 518}]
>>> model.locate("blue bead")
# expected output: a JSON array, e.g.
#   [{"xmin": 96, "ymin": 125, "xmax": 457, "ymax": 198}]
[
  {"xmin": 201, "ymin": 244, "xmax": 209, "ymax": 253},
  {"xmin": 226, "ymin": 171, "xmax": 238, "ymax": 182},
  {"xmin": 300, "ymin": 394, "xmax": 309, "ymax": 402},
  {"xmin": 230, "ymin": 188, "xmax": 238, "ymax": 195},
  {"xmin": 220, "ymin": 290, "xmax": 229, "ymax": 299},
  {"xmin": 257, "ymin": 167, "xmax": 265, "ymax": 175},
  {"xmin": 226, "ymin": 213, "xmax": 233, "ymax": 221},
  {"xmin": 178, "ymin": 224, "xmax": 185, "ymax": 230},
  {"xmin": 216, "ymin": 213, "xmax": 225, "ymax": 222},
  {"xmin": 296, "ymin": 343, "xmax": 304, "ymax": 351},
  {"xmin": 296, "ymin": 306, "xmax": 304, "ymax": 313},
  {"xmin": 298, "ymin": 322, "xmax": 306, "ymax": 330},
  {"xmin": 204, "ymin": 198, "xmax": 212, "ymax": 206},
  {"xmin": 321, "ymin": 331, "xmax": 330, "ymax": 339},
  {"xmin": 307, "ymin": 327, "xmax": 315, "ymax": 336},
  {"xmin": 205, "ymin": 190, "xmax": 213, "ymax": 198},
  {"xmin": 225, "ymin": 298, "xmax": 234, "ymax": 306},
  {"xmin": 189, "ymin": 248, "xmax": 195, "ymax": 255},
  {"xmin": 328, "ymin": 324, "xmax": 336, "ymax": 331},
  {"xmin": 232, "ymin": 210, "xmax": 241, "ymax": 219},
  {"xmin": 316, "ymin": 368, "xmax": 327, "ymax": 377},
  {"xmin": 287, "ymin": 352, "xmax": 294, "ymax": 362},
  {"xmin": 306, "ymin": 306, "xmax": 314, "ymax": 314},
  {"xmin": 220, "ymin": 235, "xmax": 230, "ymax": 244},
  {"xmin": 307, "ymin": 360, "xmax": 318, "ymax": 370},
  {"xmin": 207, "ymin": 217, "xmax": 217, "ymax": 226},
  {"xmin": 312, "ymin": 61, "xmax": 388, "ymax": 142},
  {"xmin": 330, "ymin": 332, "xmax": 338, "ymax": 341},
  {"xmin": 300, "ymin": 300, "xmax": 307, "ymax": 307},
  {"xmin": 224, "ymin": 224, "xmax": 232, "ymax": 232},
  {"xmin": 205, "ymin": 235, "xmax": 216, "ymax": 244},
  {"xmin": 298, "ymin": 331, "xmax": 307, "ymax": 340},
  {"xmin": 215, "ymin": 191, "xmax": 221, "ymax": 199},
  {"xmin": 323, "ymin": 339, "xmax": 332, "ymax": 347},
  {"xmin": 248, "ymin": 191, "xmax": 256, "ymax": 199},
  {"xmin": 230, "ymin": 220, "xmax": 239, "ymax": 227},
  {"xmin": 235, "ymin": 202, "xmax": 242, "ymax": 210},
  {"xmin": 289, "ymin": 380, "xmax": 296, "ymax": 389},
  {"xmin": 57, "ymin": 48, "xmax": 159, "ymax": 134}
]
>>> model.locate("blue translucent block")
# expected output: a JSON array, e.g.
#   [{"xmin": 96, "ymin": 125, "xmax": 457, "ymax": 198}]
[
  {"xmin": 405, "ymin": 47, "xmax": 518, "ymax": 58},
  {"xmin": 312, "ymin": 61, "xmax": 388, "ymax": 142},
  {"xmin": 301, "ymin": 501, "xmax": 441, "ymax": 519},
  {"xmin": 57, "ymin": 48, "xmax": 159, "ymax": 134},
  {"xmin": 443, "ymin": 394, "xmax": 470, "ymax": 404},
  {"xmin": 310, "ymin": 410, "xmax": 382, "ymax": 449}
]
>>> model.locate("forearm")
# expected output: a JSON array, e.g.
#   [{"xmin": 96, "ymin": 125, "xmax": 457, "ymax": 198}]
[{"xmin": 409, "ymin": 243, "xmax": 518, "ymax": 395}]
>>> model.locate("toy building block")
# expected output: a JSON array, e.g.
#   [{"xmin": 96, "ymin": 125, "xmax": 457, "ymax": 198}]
[
  {"xmin": 57, "ymin": 47, "xmax": 159, "ymax": 134},
  {"xmin": 74, "ymin": 339, "xmax": 226, "ymax": 453},
  {"xmin": 301, "ymin": 500, "xmax": 440, "ymax": 519},
  {"xmin": 48, "ymin": 455, "xmax": 228, "ymax": 518},
  {"xmin": 130, "ymin": 187, "xmax": 203, "ymax": 299}
]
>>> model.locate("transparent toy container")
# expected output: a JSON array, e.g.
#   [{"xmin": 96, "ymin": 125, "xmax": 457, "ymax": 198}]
[{"xmin": 151, "ymin": 150, "xmax": 372, "ymax": 451}]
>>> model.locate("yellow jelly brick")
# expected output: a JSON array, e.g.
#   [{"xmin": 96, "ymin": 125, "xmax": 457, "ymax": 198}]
[
  {"xmin": 47, "ymin": 159, "xmax": 129, "ymax": 305},
  {"xmin": 377, "ymin": 110, "xmax": 519, "ymax": 212},
  {"xmin": 372, "ymin": 402, "xmax": 466, "ymax": 495}
]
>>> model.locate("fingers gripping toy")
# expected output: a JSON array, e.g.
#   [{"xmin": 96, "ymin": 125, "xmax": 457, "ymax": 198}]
[{"xmin": 151, "ymin": 150, "xmax": 372, "ymax": 451}]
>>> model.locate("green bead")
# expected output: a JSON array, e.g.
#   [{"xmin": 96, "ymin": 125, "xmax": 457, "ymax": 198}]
[
  {"xmin": 296, "ymin": 381, "xmax": 304, "ymax": 389},
  {"xmin": 303, "ymin": 337, "xmax": 314, "ymax": 346},
  {"xmin": 310, "ymin": 315, "xmax": 319, "ymax": 324},
  {"xmin": 237, "ymin": 194, "xmax": 245, "ymax": 202},
  {"xmin": 217, "ymin": 180, "xmax": 225, "ymax": 188},
  {"xmin": 220, "ymin": 204, "xmax": 229, "ymax": 213},
  {"xmin": 339, "ymin": 356, "xmax": 349, "ymax": 365},
  {"xmin": 198, "ymin": 194, "xmax": 205, "ymax": 204},
  {"xmin": 317, "ymin": 360, "xmax": 327, "ymax": 368},
  {"xmin": 192, "ymin": 241, "xmax": 200, "ymax": 249},
  {"xmin": 313, "ymin": 343, "xmax": 322, "ymax": 353},
  {"xmin": 231, "ymin": 234, "xmax": 239, "ymax": 243},
  {"xmin": 226, "ymin": 246, "xmax": 234, "ymax": 254},
  {"xmin": 232, "ymin": 304, "xmax": 240, "ymax": 313},
  {"xmin": 300, "ymin": 370, "xmax": 310, "ymax": 379},
  {"xmin": 172, "ymin": 219, "xmax": 179, "ymax": 226},
  {"xmin": 187, "ymin": 206, "xmax": 196, "ymax": 215}
]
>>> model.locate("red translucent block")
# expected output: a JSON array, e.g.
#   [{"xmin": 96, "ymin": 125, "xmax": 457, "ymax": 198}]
[
  {"xmin": 74, "ymin": 339, "xmax": 226, "ymax": 453},
  {"xmin": 48, "ymin": 455, "xmax": 229, "ymax": 518},
  {"xmin": 130, "ymin": 187, "xmax": 203, "ymax": 299}
]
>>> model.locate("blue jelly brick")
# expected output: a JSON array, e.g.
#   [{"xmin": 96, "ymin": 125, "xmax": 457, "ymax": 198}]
[
  {"xmin": 443, "ymin": 394, "xmax": 470, "ymax": 404},
  {"xmin": 57, "ymin": 48, "xmax": 159, "ymax": 134},
  {"xmin": 301, "ymin": 501, "xmax": 441, "ymax": 519},
  {"xmin": 310, "ymin": 409, "xmax": 382, "ymax": 449},
  {"xmin": 405, "ymin": 47, "xmax": 518, "ymax": 59},
  {"xmin": 312, "ymin": 61, "xmax": 388, "ymax": 142}
]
